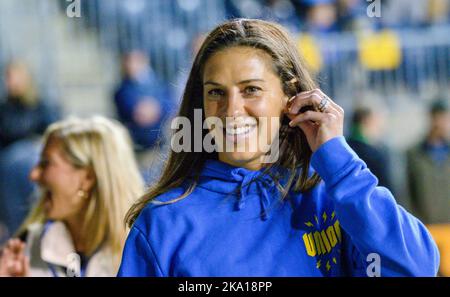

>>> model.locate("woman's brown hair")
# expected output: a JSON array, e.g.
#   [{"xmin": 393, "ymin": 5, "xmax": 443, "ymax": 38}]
[{"xmin": 125, "ymin": 18, "xmax": 321, "ymax": 227}]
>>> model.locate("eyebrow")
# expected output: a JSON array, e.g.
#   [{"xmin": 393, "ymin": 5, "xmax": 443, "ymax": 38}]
[{"xmin": 203, "ymin": 79, "xmax": 265, "ymax": 86}]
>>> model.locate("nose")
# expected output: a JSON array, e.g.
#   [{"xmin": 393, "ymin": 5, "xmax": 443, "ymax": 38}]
[
  {"xmin": 223, "ymin": 88, "xmax": 246, "ymax": 118},
  {"xmin": 29, "ymin": 165, "xmax": 42, "ymax": 183}
]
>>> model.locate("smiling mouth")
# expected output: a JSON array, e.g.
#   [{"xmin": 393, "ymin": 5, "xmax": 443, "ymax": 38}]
[
  {"xmin": 225, "ymin": 125, "xmax": 256, "ymax": 135},
  {"xmin": 223, "ymin": 124, "xmax": 257, "ymax": 143}
]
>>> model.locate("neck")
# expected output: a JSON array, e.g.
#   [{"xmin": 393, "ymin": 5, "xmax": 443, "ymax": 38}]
[
  {"xmin": 427, "ymin": 131, "xmax": 445, "ymax": 146},
  {"xmin": 219, "ymin": 154, "xmax": 263, "ymax": 171},
  {"xmin": 65, "ymin": 212, "xmax": 86, "ymax": 254}
]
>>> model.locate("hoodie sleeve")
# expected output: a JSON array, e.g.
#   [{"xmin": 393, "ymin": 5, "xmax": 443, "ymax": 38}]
[
  {"xmin": 117, "ymin": 226, "xmax": 164, "ymax": 277},
  {"xmin": 311, "ymin": 136, "xmax": 440, "ymax": 277}
]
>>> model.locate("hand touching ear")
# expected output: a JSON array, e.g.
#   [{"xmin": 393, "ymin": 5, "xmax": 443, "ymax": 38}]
[{"xmin": 285, "ymin": 89, "xmax": 344, "ymax": 152}]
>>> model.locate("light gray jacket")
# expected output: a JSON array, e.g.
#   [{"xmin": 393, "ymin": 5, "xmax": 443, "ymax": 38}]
[{"xmin": 25, "ymin": 221, "xmax": 116, "ymax": 277}]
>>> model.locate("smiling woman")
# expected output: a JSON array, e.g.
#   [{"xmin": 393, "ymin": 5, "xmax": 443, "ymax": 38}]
[
  {"xmin": 117, "ymin": 19, "xmax": 439, "ymax": 277},
  {"xmin": 202, "ymin": 46, "xmax": 287, "ymax": 170},
  {"xmin": 0, "ymin": 116, "xmax": 144, "ymax": 277}
]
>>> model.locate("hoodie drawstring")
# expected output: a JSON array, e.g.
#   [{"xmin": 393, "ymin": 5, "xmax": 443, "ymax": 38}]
[{"xmin": 230, "ymin": 168, "xmax": 278, "ymax": 221}]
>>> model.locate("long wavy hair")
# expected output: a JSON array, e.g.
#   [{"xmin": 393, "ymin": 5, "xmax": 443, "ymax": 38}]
[{"xmin": 126, "ymin": 18, "xmax": 321, "ymax": 227}]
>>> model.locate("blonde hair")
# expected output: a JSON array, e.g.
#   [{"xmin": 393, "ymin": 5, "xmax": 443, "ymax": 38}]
[{"xmin": 19, "ymin": 116, "xmax": 144, "ymax": 269}]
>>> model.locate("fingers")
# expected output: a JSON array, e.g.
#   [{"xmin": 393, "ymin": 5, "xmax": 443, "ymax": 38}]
[
  {"xmin": 288, "ymin": 91, "xmax": 322, "ymax": 115},
  {"xmin": 1, "ymin": 248, "xmax": 19, "ymax": 276},
  {"xmin": 311, "ymin": 89, "xmax": 344, "ymax": 115},
  {"xmin": 12, "ymin": 253, "xmax": 28, "ymax": 277},
  {"xmin": 287, "ymin": 102, "xmax": 339, "ymax": 124},
  {"xmin": 287, "ymin": 88, "xmax": 343, "ymax": 117},
  {"xmin": 288, "ymin": 110, "xmax": 338, "ymax": 127},
  {"xmin": 0, "ymin": 239, "xmax": 28, "ymax": 277},
  {"xmin": 7, "ymin": 239, "xmax": 25, "ymax": 254},
  {"xmin": 288, "ymin": 89, "xmax": 328, "ymax": 114},
  {"xmin": 288, "ymin": 96, "xmax": 319, "ymax": 115},
  {"xmin": 285, "ymin": 88, "xmax": 344, "ymax": 152}
]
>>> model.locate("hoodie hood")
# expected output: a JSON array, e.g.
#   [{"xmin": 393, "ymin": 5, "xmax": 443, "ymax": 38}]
[{"xmin": 197, "ymin": 159, "xmax": 287, "ymax": 221}]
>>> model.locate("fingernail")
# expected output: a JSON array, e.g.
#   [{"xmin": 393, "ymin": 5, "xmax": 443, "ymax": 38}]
[{"xmin": 289, "ymin": 121, "xmax": 294, "ymax": 127}]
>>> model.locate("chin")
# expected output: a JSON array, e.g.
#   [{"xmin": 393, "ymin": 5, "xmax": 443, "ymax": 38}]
[
  {"xmin": 221, "ymin": 152, "xmax": 263, "ymax": 168},
  {"xmin": 45, "ymin": 209, "xmax": 64, "ymax": 221},
  {"xmin": 45, "ymin": 212, "xmax": 57, "ymax": 220}
]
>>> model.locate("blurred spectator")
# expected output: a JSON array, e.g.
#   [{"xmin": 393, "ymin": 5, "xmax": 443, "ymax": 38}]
[
  {"xmin": 303, "ymin": 0, "xmax": 339, "ymax": 33},
  {"xmin": 337, "ymin": 0, "xmax": 374, "ymax": 31},
  {"xmin": 0, "ymin": 61, "xmax": 60, "ymax": 241},
  {"xmin": 114, "ymin": 51, "xmax": 173, "ymax": 150},
  {"xmin": 299, "ymin": 0, "xmax": 351, "ymax": 97},
  {"xmin": 428, "ymin": 0, "xmax": 450, "ymax": 25},
  {"xmin": 406, "ymin": 99, "xmax": 450, "ymax": 224},
  {"xmin": 113, "ymin": 50, "xmax": 174, "ymax": 182},
  {"xmin": 347, "ymin": 102, "xmax": 394, "ymax": 190},
  {"xmin": 225, "ymin": 0, "xmax": 302, "ymax": 33},
  {"xmin": 379, "ymin": 0, "xmax": 449, "ymax": 29},
  {"xmin": 0, "ymin": 116, "xmax": 144, "ymax": 276},
  {"xmin": 172, "ymin": 33, "xmax": 206, "ymax": 104}
]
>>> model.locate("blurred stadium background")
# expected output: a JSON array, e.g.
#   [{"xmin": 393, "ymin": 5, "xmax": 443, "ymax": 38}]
[
  {"xmin": 0, "ymin": 0, "xmax": 449, "ymax": 273},
  {"xmin": 1, "ymin": 0, "xmax": 449, "ymax": 193}
]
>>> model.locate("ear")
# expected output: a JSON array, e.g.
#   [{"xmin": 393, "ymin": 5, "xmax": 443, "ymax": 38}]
[
  {"xmin": 281, "ymin": 94, "xmax": 291, "ymax": 115},
  {"xmin": 80, "ymin": 167, "xmax": 96, "ymax": 192},
  {"xmin": 282, "ymin": 94, "xmax": 289, "ymax": 106}
]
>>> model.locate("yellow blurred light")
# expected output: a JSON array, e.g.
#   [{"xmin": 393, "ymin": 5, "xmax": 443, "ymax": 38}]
[{"xmin": 358, "ymin": 30, "xmax": 402, "ymax": 71}]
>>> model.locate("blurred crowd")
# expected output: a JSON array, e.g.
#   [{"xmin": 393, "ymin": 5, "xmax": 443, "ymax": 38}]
[
  {"xmin": 0, "ymin": 0, "xmax": 449, "ymax": 276},
  {"xmin": 225, "ymin": 0, "xmax": 449, "ymax": 33},
  {"xmin": 76, "ymin": 0, "xmax": 449, "ymax": 88}
]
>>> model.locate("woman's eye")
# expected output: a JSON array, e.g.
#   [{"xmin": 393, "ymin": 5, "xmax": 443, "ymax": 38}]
[
  {"xmin": 244, "ymin": 86, "xmax": 262, "ymax": 96},
  {"xmin": 207, "ymin": 89, "xmax": 225, "ymax": 99},
  {"xmin": 39, "ymin": 159, "xmax": 49, "ymax": 168}
]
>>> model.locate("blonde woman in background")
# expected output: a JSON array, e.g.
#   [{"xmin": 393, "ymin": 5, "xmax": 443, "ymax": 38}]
[
  {"xmin": 0, "ymin": 116, "xmax": 144, "ymax": 276},
  {"xmin": 0, "ymin": 61, "xmax": 60, "ymax": 240}
]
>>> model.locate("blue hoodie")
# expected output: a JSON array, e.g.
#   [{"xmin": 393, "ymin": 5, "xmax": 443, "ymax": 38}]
[{"xmin": 118, "ymin": 136, "xmax": 439, "ymax": 276}]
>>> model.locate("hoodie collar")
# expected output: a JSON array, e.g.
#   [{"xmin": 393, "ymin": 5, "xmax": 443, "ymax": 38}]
[{"xmin": 199, "ymin": 159, "xmax": 285, "ymax": 221}]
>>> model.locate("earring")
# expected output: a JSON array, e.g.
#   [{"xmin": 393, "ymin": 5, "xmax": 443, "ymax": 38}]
[{"xmin": 77, "ymin": 189, "xmax": 87, "ymax": 199}]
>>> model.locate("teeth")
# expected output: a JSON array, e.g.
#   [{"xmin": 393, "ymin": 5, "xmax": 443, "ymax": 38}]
[{"xmin": 225, "ymin": 125, "xmax": 254, "ymax": 135}]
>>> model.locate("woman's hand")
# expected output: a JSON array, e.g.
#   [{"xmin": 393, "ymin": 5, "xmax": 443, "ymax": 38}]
[
  {"xmin": 285, "ymin": 89, "xmax": 344, "ymax": 152},
  {"xmin": 0, "ymin": 238, "xmax": 29, "ymax": 277}
]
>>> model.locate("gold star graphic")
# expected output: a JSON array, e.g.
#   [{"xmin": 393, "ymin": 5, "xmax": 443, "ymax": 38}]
[{"xmin": 304, "ymin": 221, "xmax": 314, "ymax": 227}]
